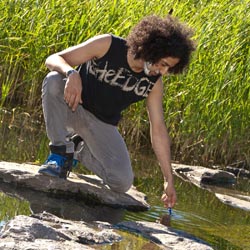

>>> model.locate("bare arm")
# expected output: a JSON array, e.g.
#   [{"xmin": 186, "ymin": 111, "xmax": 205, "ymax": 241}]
[
  {"xmin": 45, "ymin": 34, "xmax": 112, "ymax": 111},
  {"xmin": 146, "ymin": 79, "xmax": 177, "ymax": 208},
  {"xmin": 45, "ymin": 34, "xmax": 112, "ymax": 74}
]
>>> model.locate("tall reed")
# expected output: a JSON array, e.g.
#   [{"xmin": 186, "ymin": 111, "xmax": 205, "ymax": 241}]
[{"xmin": 1, "ymin": 0, "xmax": 249, "ymax": 167}]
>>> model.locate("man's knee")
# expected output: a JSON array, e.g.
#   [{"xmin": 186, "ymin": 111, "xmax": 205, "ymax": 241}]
[
  {"xmin": 42, "ymin": 71, "xmax": 64, "ymax": 97},
  {"xmin": 106, "ymin": 169, "xmax": 134, "ymax": 193}
]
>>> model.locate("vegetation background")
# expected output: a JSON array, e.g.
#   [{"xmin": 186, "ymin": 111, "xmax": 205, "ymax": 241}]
[
  {"xmin": 0, "ymin": 0, "xmax": 249, "ymax": 168},
  {"xmin": 1, "ymin": 2, "xmax": 250, "ymax": 249}
]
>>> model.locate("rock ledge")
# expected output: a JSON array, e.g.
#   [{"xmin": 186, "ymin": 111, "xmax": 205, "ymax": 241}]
[
  {"xmin": 0, "ymin": 212, "xmax": 214, "ymax": 250},
  {"xmin": 0, "ymin": 161, "xmax": 149, "ymax": 211}
]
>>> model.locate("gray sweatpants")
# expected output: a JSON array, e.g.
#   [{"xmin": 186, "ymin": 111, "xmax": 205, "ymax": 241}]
[{"xmin": 42, "ymin": 71, "xmax": 134, "ymax": 192}]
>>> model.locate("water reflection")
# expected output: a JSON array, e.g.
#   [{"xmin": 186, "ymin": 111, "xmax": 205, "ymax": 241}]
[
  {"xmin": 0, "ymin": 184, "xmax": 162, "ymax": 250},
  {"xmin": 0, "ymin": 181, "xmax": 124, "ymax": 224},
  {"xmin": 125, "ymin": 175, "xmax": 250, "ymax": 250}
]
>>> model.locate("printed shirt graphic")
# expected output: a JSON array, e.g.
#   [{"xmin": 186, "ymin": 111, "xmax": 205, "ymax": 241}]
[
  {"xmin": 88, "ymin": 60, "xmax": 155, "ymax": 97},
  {"xmin": 79, "ymin": 35, "xmax": 160, "ymax": 125}
]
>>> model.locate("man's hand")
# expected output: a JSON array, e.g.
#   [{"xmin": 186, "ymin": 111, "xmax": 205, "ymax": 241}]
[
  {"xmin": 64, "ymin": 72, "xmax": 83, "ymax": 111},
  {"xmin": 161, "ymin": 180, "xmax": 177, "ymax": 208}
]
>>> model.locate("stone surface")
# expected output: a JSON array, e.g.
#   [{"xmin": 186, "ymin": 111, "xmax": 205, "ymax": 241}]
[
  {"xmin": 0, "ymin": 212, "xmax": 214, "ymax": 250},
  {"xmin": 172, "ymin": 163, "xmax": 236, "ymax": 187},
  {"xmin": 215, "ymin": 193, "xmax": 250, "ymax": 211},
  {"xmin": 0, "ymin": 179, "xmax": 125, "ymax": 224},
  {"xmin": 226, "ymin": 166, "xmax": 250, "ymax": 178},
  {"xmin": 172, "ymin": 163, "xmax": 250, "ymax": 211},
  {"xmin": 116, "ymin": 221, "xmax": 213, "ymax": 250},
  {"xmin": 0, "ymin": 239, "xmax": 94, "ymax": 250},
  {"xmin": 0, "ymin": 212, "xmax": 120, "ymax": 250},
  {"xmin": 0, "ymin": 161, "xmax": 149, "ymax": 211}
]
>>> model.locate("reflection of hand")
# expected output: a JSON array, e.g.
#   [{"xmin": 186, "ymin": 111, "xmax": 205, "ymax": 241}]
[
  {"xmin": 64, "ymin": 72, "xmax": 83, "ymax": 111},
  {"xmin": 161, "ymin": 181, "xmax": 177, "ymax": 208}
]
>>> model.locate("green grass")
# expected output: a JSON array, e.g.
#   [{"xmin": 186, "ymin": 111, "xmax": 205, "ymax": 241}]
[{"xmin": 1, "ymin": 0, "xmax": 249, "ymax": 167}]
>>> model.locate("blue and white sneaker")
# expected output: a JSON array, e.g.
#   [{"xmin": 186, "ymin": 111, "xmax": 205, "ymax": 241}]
[
  {"xmin": 38, "ymin": 140, "xmax": 83, "ymax": 179},
  {"xmin": 38, "ymin": 153, "xmax": 74, "ymax": 179}
]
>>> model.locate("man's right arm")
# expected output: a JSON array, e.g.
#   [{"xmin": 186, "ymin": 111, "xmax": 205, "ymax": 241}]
[
  {"xmin": 45, "ymin": 34, "xmax": 112, "ymax": 111},
  {"xmin": 45, "ymin": 34, "xmax": 112, "ymax": 75}
]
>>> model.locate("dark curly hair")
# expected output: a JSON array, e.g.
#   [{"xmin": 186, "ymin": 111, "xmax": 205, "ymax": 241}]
[{"xmin": 126, "ymin": 15, "xmax": 196, "ymax": 74}]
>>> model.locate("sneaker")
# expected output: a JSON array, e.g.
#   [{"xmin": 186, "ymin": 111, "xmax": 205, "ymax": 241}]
[{"xmin": 38, "ymin": 145, "xmax": 74, "ymax": 179}]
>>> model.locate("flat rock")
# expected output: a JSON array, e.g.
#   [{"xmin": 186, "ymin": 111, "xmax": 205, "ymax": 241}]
[
  {"xmin": 0, "ymin": 212, "xmax": 120, "ymax": 250},
  {"xmin": 0, "ymin": 161, "xmax": 149, "ymax": 211},
  {"xmin": 172, "ymin": 163, "xmax": 236, "ymax": 187},
  {"xmin": 226, "ymin": 166, "xmax": 250, "ymax": 178},
  {"xmin": 215, "ymin": 193, "xmax": 250, "ymax": 211},
  {"xmin": 0, "ymin": 212, "xmax": 214, "ymax": 250},
  {"xmin": 116, "ymin": 221, "xmax": 213, "ymax": 250},
  {"xmin": 0, "ymin": 238, "xmax": 94, "ymax": 250},
  {"xmin": 172, "ymin": 163, "xmax": 250, "ymax": 212},
  {"xmin": 0, "ymin": 179, "xmax": 126, "ymax": 224}
]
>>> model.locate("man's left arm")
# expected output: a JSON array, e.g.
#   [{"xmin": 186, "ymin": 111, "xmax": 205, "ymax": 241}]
[{"xmin": 146, "ymin": 79, "xmax": 177, "ymax": 208}]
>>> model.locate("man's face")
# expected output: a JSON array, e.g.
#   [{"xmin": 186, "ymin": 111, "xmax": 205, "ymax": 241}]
[{"xmin": 144, "ymin": 57, "xmax": 180, "ymax": 76}]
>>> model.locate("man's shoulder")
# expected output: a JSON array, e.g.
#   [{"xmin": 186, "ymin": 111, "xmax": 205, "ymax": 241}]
[
  {"xmin": 109, "ymin": 34, "xmax": 126, "ymax": 45},
  {"xmin": 98, "ymin": 34, "xmax": 126, "ymax": 58}
]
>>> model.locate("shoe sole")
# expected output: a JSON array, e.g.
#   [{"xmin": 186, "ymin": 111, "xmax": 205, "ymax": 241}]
[{"xmin": 38, "ymin": 168, "xmax": 60, "ymax": 178}]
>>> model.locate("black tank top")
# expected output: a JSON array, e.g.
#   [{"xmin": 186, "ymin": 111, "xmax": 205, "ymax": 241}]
[{"xmin": 78, "ymin": 35, "xmax": 160, "ymax": 125}]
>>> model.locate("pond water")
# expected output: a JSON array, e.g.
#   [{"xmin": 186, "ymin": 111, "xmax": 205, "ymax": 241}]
[{"xmin": 0, "ymin": 110, "xmax": 250, "ymax": 249}]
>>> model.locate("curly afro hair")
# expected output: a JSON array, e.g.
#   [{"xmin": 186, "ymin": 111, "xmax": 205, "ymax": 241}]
[{"xmin": 126, "ymin": 15, "xmax": 196, "ymax": 74}]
